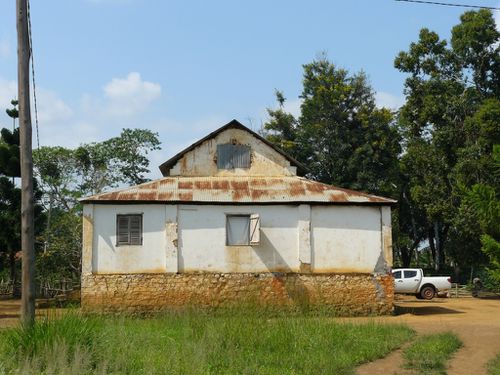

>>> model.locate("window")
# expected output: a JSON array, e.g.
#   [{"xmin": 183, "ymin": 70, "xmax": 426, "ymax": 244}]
[
  {"xmin": 116, "ymin": 214, "xmax": 143, "ymax": 246},
  {"xmin": 393, "ymin": 271, "xmax": 402, "ymax": 279},
  {"xmin": 226, "ymin": 214, "xmax": 260, "ymax": 245},
  {"xmin": 404, "ymin": 270, "xmax": 417, "ymax": 279},
  {"xmin": 217, "ymin": 143, "xmax": 251, "ymax": 169}
]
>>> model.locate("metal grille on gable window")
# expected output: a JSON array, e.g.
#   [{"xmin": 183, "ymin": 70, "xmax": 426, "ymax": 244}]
[{"xmin": 217, "ymin": 144, "xmax": 251, "ymax": 169}]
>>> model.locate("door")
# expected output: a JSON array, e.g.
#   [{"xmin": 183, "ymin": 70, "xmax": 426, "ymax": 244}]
[{"xmin": 399, "ymin": 269, "xmax": 421, "ymax": 293}]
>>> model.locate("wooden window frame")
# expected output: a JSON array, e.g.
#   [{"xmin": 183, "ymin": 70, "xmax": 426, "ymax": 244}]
[
  {"xmin": 225, "ymin": 213, "xmax": 260, "ymax": 246},
  {"xmin": 116, "ymin": 214, "xmax": 143, "ymax": 246}
]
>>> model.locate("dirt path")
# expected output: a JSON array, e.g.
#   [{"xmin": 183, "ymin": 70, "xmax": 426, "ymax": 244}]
[{"xmin": 356, "ymin": 297, "xmax": 500, "ymax": 375}]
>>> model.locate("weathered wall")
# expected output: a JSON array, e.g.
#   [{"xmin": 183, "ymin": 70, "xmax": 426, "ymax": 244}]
[
  {"xmin": 92, "ymin": 204, "xmax": 168, "ymax": 273},
  {"xmin": 167, "ymin": 128, "xmax": 297, "ymax": 177},
  {"xmin": 311, "ymin": 206, "xmax": 385, "ymax": 273},
  {"xmin": 88, "ymin": 204, "xmax": 391, "ymax": 275},
  {"xmin": 178, "ymin": 205, "xmax": 301, "ymax": 273},
  {"xmin": 81, "ymin": 272, "xmax": 394, "ymax": 315}
]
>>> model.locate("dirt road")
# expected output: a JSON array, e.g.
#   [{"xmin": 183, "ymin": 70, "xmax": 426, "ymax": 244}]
[{"xmin": 356, "ymin": 297, "xmax": 500, "ymax": 375}]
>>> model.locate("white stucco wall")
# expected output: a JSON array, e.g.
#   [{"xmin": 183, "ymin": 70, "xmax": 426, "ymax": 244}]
[
  {"xmin": 92, "ymin": 204, "xmax": 167, "ymax": 273},
  {"xmin": 178, "ymin": 205, "xmax": 300, "ymax": 273},
  {"xmin": 311, "ymin": 206, "xmax": 383, "ymax": 273},
  {"xmin": 89, "ymin": 203, "xmax": 389, "ymax": 274}
]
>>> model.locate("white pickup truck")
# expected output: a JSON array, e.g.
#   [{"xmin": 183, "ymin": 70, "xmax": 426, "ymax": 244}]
[{"xmin": 392, "ymin": 268, "xmax": 452, "ymax": 300}]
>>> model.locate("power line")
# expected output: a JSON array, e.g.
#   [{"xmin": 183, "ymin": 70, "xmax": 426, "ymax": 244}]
[
  {"xmin": 395, "ymin": 0, "xmax": 500, "ymax": 10},
  {"xmin": 26, "ymin": 0, "xmax": 40, "ymax": 150}
]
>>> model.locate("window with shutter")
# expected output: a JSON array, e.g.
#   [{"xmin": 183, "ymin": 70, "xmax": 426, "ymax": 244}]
[
  {"xmin": 116, "ymin": 214, "xmax": 143, "ymax": 246},
  {"xmin": 226, "ymin": 214, "xmax": 260, "ymax": 246}
]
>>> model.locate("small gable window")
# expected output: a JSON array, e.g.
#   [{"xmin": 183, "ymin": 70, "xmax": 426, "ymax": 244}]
[
  {"xmin": 226, "ymin": 214, "xmax": 260, "ymax": 246},
  {"xmin": 116, "ymin": 214, "xmax": 143, "ymax": 246},
  {"xmin": 217, "ymin": 143, "xmax": 251, "ymax": 169}
]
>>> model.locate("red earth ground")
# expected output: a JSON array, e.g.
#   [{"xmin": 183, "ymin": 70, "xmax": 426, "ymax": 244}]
[{"xmin": 355, "ymin": 296, "xmax": 500, "ymax": 375}]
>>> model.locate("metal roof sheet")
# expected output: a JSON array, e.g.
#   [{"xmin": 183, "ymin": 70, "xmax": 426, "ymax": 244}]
[{"xmin": 80, "ymin": 176, "xmax": 396, "ymax": 205}]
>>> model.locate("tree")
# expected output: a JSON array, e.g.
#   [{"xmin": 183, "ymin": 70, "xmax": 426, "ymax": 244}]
[
  {"xmin": 33, "ymin": 128, "xmax": 161, "ymax": 280},
  {"xmin": 264, "ymin": 56, "xmax": 401, "ymax": 197},
  {"xmin": 465, "ymin": 145, "xmax": 500, "ymax": 285},
  {"xmin": 0, "ymin": 101, "xmax": 21, "ymax": 285},
  {"xmin": 395, "ymin": 9, "xmax": 499, "ymax": 271},
  {"xmin": 0, "ymin": 101, "xmax": 43, "ymax": 289}
]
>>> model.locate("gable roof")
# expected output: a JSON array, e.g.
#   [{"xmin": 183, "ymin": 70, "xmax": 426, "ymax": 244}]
[
  {"xmin": 80, "ymin": 176, "xmax": 396, "ymax": 205},
  {"xmin": 158, "ymin": 119, "xmax": 308, "ymax": 177}
]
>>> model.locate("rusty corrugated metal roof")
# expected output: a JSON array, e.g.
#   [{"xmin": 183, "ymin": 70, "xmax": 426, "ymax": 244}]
[{"xmin": 80, "ymin": 176, "xmax": 396, "ymax": 205}]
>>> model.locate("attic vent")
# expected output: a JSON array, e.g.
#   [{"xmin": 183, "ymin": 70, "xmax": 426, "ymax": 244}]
[{"xmin": 217, "ymin": 143, "xmax": 251, "ymax": 169}]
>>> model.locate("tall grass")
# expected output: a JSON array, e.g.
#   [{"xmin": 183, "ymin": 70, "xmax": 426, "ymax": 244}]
[
  {"xmin": 403, "ymin": 332, "xmax": 462, "ymax": 375},
  {"xmin": 0, "ymin": 309, "xmax": 413, "ymax": 375}
]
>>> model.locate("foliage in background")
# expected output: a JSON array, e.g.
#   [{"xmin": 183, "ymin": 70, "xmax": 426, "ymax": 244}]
[
  {"xmin": 466, "ymin": 145, "xmax": 500, "ymax": 287},
  {"xmin": 264, "ymin": 55, "xmax": 401, "ymax": 198},
  {"xmin": 394, "ymin": 9, "xmax": 499, "ymax": 271},
  {"xmin": 264, "ymin": 10, "xmax": 499, "ymax": 277},
  {"xmin": 33, "ymin": 129, "xmax": 160, "ymax": 281},
  {"xmin": 0, "ymin": 101, "xmax": 44, "ymax": 288}
]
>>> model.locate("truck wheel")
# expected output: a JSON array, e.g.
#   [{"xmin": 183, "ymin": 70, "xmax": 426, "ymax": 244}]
[{"xmin": 420, "ymin": 286, "xmax": 435, "ymax": 300}]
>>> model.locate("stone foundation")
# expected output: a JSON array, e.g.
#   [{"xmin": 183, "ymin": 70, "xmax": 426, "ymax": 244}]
[{"xmin": 81, "ymin": 272, "xmax": 394, "ymax": 316}]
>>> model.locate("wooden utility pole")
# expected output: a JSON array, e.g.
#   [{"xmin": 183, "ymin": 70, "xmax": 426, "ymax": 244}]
[{"xmin": 17, "ymin": 0, "xmax": 35, "ymax": 326}]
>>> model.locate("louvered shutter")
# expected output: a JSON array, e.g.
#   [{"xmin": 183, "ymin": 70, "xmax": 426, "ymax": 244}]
[
  {"xmin": 129, "ymin": 215, "xmax": 142, "ymax": 245},
  {"xmin": 117, "ymin": 216, "xmax": 130, "ymax": 245}
]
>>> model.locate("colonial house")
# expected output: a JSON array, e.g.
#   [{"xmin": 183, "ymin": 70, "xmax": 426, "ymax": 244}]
[{"xmin": 80, "ymin": 120, "xmax": 395, "ymax": 314}]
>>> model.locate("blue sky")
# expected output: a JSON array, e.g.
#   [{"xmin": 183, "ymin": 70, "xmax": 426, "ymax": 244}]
[{"xmin": 1, "ymin": 0, "xmax": 499, "ymax": 179}]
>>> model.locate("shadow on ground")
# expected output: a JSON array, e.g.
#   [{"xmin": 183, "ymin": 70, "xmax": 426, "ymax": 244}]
[{"xmin": 394, "ymin": 304, "xmax": 464, "ymax": 316}]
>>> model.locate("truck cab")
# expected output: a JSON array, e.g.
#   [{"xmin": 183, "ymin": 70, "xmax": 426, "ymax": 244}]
[{"xmin": 392, "ymin": 268, "xmax": 452, "ymax": 300}]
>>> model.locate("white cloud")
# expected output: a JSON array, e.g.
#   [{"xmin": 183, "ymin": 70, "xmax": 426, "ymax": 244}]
[
  {"xmin": 0, "ymin": 78, "xmax": 17, "ymax": 111},
  {"xmin": 0, "ymin": 38, "xmax": 10, "ymax": 59},
  {"xmin": 375, "ymin": 91, "xmax": 405, "ymax": 110},
  {"xmin": 36, "ymin": 89, "xmax": 73, "ymax": 124},
  {"xmin": 103, "ymin": 72, "xmax": 161, "ymax": 116}
]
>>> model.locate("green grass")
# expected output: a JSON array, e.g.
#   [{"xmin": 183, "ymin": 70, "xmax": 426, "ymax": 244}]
[
  {"xmin": 0, "ymin": 309, "xmax": 413, "ymax": 375},
  {"xmin": 403, "ymin": 332, "xmax": 462, "ymax": 375},
  {"xmin": 488, "ymin": 354, "xmax": 500, "ymax": 375}
]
